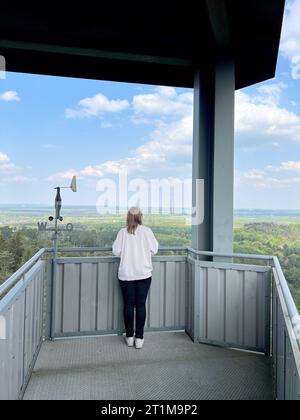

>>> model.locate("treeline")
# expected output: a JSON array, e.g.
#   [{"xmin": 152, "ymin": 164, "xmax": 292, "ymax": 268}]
[
  {"xmin": 0, "ymin": 223, "xmax": 192, "ymax": 283},
  {"xmin": 0, "ymin": 222, "xmax": 300, "ymax": 309},
  {"xmin": 0, "ymin": 229, "xmax": 25, "ymax": 281},
  {"xmin": 234, "ymin": 222, "xmax": 300, "ymax": 309}
]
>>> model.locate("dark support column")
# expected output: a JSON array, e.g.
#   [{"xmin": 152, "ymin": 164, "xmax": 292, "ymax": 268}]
[
  {"xmin": 192, "ymin": 60, "xmax": 235, "ymax": 254},
  {"xmin": 192, "ymin": 66, "xmax": 214, "ymax": 252},
  {"xmin": 213, "ymin": 59, "xmax": 235, "ymax": 254}
]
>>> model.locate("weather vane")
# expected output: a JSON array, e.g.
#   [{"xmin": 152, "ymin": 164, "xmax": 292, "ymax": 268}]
[{"xmin": 38, "ymin": 176, "xmax": 77, "ymax": 256}]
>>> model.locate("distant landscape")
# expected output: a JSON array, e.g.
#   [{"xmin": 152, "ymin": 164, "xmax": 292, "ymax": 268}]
[{"xmin": 0, "ymin": 205, "xmax": 299, "ymax": 309}]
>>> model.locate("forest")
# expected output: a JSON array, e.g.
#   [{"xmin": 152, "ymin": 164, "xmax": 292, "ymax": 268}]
[{"xmin": 0, "ymin": 213, "xmax": 299, "ymax": 309}]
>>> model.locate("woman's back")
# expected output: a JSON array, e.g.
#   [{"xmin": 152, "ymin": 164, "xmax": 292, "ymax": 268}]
[
  {"xmin": 112, "ymin": 224, "xmax": 158, "ymax": 281},
  {"xmin": 113, "ymin": 207, "xmax": 159, "ymax": 347}
]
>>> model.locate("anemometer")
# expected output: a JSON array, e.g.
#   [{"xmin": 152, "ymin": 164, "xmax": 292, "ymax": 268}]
[
  {"xmin": 38, "ymin": 176, "xmax": 77, "ymax": 257},
  {"xmin": 37, "ymin": 176, "xmax": 77, "ymax": 339}
]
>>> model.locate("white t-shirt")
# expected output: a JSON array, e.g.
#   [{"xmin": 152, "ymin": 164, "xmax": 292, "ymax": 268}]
[{"xmin": 112, "ymin": 225, "xmax": 159, "ymax": 281}]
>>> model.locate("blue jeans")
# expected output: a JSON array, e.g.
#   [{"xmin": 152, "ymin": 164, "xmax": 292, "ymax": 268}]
[{"xmin": 119, "ymin": 277, "xmax": 152, "ymax": 339}]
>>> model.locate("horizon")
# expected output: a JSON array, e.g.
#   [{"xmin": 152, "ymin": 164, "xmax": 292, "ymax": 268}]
[{"xmin": 2, "ymin": 203, "xmax": 300, "ymax": 213}]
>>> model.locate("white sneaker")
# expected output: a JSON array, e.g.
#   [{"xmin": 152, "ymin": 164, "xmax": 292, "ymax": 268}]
[
  {"xmin": 135, "ymin": 338, "xmax": 144, "ymax": 349},
  {"xmin": 125, "ymin": 336, "xmax": 134, "ymax": 347}
]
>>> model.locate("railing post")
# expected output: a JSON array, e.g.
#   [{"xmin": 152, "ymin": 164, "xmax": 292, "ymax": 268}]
[
  {"xmin": 117, "ymin": 286, "xmax": 124, "ymax": 337},
  {"xmin": 193, "ymin": 262, "xmax": 201, "ymax": 343},
  {"xmin": 265, "ymin": 268, "xmax": 272, "ymax": 356},
  {"xmin": 44, "ymin": 259, "xmax": 53, "ymax": 340}
]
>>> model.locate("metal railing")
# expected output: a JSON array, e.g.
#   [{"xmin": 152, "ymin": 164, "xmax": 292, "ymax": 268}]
[
  {"xmin": 272, "ymin": 267, "xmax": 300, "ymax": 400},
  {"xmin": 5, "ymin": 246, "xmax": 295, "ymax": 350},
  {"xmin": 0, "ymin": 246, "xmax": 299, "ymax": 400},
  {"xmin": 0, "ymin": 253, "xmax": 46, "ymax": 400}
]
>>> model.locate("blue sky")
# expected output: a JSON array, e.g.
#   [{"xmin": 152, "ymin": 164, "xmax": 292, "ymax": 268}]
[{"xmin": 1, "ymin": 0, "xmax": 300, "ymax": 209}]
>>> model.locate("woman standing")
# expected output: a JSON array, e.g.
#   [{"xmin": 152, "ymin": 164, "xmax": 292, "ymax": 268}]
[{"xmin": 112, "ymin": 207, "xmax": 159, "ymax": 349}]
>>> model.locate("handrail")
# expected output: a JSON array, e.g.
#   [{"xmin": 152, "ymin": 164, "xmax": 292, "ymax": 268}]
[
  {"xmin": 45, "ymin": 245, "xmax": 273, "ymax": 260},
  {"xmin": 187, "ymin": 247, "xmax": 273, "ymax": 261},
  {"xmin": 273, "ymin": 256, "xmax": 300, "ymax": 349},
  {"xmin": 0, "ymin": 248, "xmax": 46, "ymax": 299},
  {"xmin": 45, "ymin": 246, "xmax": 188, "ymax": 253}
]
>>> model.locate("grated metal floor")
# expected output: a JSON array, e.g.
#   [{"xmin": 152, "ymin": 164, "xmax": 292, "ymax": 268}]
[{"xmin": 23, "ymin": 332, "xmax": 274, "ymax": 400}]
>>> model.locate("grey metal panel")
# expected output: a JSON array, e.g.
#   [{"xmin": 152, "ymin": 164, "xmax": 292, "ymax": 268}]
[
  {"xmin": 107, "ymin": 262, "xmax": 119, "ymax": 331},
  {"xmin": 257, "ymin": 272, "xmax": 265, "ymax": 351},
  {"xmin": 44, "ymin": 260, "xmax": 53, "ymax": 340},
  {"xmin": 53, "ymin": 257, "xmax": 186, "ymax": 339},
  {"xmin": 185, "ymin": 258, "xmax": 195, "ymax": 339},
  {"xmin": 113, "ymin": 262, "xmax": 121, "ymax": 330},
  {"xmin": 62, "ymin": 263, "xmax": 80, "ymax": 333},
  {"xmin": 22, "ymin": 261, "xmax": 45, "ymax": 398},
  {"xmin": 286, "ymin": 338, "xmax": 296, "ymax": 400},
  {"xmin": 0, "ymin": 311, "xmax": 9, "ymax": 399},
  {"xmin": 24, "ymin": 281, "xmax": 33, "ymax": 374},
  {"xmin": 146, "ymin": 260, "xmax": 186, "ymax": 331},
  {"xmin": 264, "ymin": 271, "xmax": 271, "ymax": 355},
  {"xmin": 0, "ymin": 260, "xmax": 45, "ymax": 400},
  {"xmin": 244, "ymin": 271, "xmax": 258, "ymax": 348},
  {"xmin": 225, "ymin": 269, "xmax": 243, "ymax": 345},
  {"xmin": 272, "ymin": 282, "xmax": 278, "ymax": 375},
  {"xmin": 148, "ymin": 261, "xmax": 164, "ymax": 328},
  {"xmin": 276, "ymin": 299, "xmax": 287, "ymax": 400},
  {"xmin": 24, "ymin": 262, "xmax": 45, "ymax": 375},
  {"xmin": 7, "ymin": 294, "xmax": 25, "ymax": 400},
  {"xmin": 54, "ymin": 263, "xmax": 63, "ymax": 335},
  {"xmin": 97, "ymin": 262, "xmax": 110, "ymax": 331},
  {"xmin": 196, "ymin": 261, "xmax": 271, "ymax": 353},
  {"xmin": 177, "ymin": 261, "xmax": 186, "ymax": 327},
  {"xmin": 198, "ymin": 262, "xmax": 207, "ymax": 340},
  {"xmin": 272, "ymin": 274, "xmax": 300, "ymax": 401},
  {"xmin": 3, "ymin": 309, "xmax": 11, "ymax": 399},
  {"xmin": 165, "ymin": 262, "xmax": 176, "ymax": 327},
  {"xmin": 206, "ymin": 267, "xmax": 225, "ymax": 342},
  {"xmin": 80, "ymin": 263, "xmax": 97, "ymax": 332}
]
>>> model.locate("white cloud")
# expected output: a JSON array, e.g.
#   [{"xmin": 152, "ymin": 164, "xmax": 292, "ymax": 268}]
[
  {"xmin": 235, "ymin": 83, "xmax": 300, "ymax": 143},
  {"xmin": 291, "ymin": 55, "xmax": 300, "ymax": 79},
  {"xmin": 0, "ymin": 152, "xmax": 33, "ymax": 185},
  {"xmin": 243, "ymin": 169, "xmax": 266, "ymax": 180},
  {"xmin": 0, "ymin": 152, "xmax": 10, "ymax": 163},
  {"xmin": 280, "ymin": 0, "xmax": 300, "ymax": 79},
  {"xmin": 49, "ymin": 87, "xmax": 194, "ymax": 181},
  {"xmin": 46, "ymin": 170, "xmax": 78, "ymax": 182},
  {"xmin": 132, "ymin": 86, "xmax": 193, "ymax": 116},
  {"xmin": 266, "ymin": 161, "xmax": 300, "ymax": 173},
  {"xmin": 0, "ymin": 152, "xmax": 18, "ymax": 173},
  {"xmin": 0, "ymin": 91, "xmax": 20, "ymax": 102},
  {"xmin": 65, "ymin": 93, "xmax": 129, "ymax": 119},
  {"xmin": 0, "ymin": 175, "xmax": 33, "ymax": 183},
  {"xmin": 255, "ymin": 82, "xmax": 288, "ymax": 105},
  {"xmin": 51, "ymin": 81, "xmax": 300, "ymax": 189},
  {"xmin": 237, "ymin": 160, "xmax": 300, "ymax": 191},
  {"xmin": 100, "ymin": 121, "xmax": 112, "ymax": 129},
  {"xmin": 60, "ymin": 114, "xmax": 193, "ymax": 180}
]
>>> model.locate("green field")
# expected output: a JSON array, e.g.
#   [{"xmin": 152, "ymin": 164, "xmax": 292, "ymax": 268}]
[{"xmin": 0, "ymin": 207, "xmax": 300, "ymax": 309}]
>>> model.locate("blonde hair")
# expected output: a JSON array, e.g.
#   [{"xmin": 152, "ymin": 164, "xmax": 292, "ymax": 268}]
[{"xmin": 127, "ymin": 207, "xmax": 143, "ymax": 234}]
